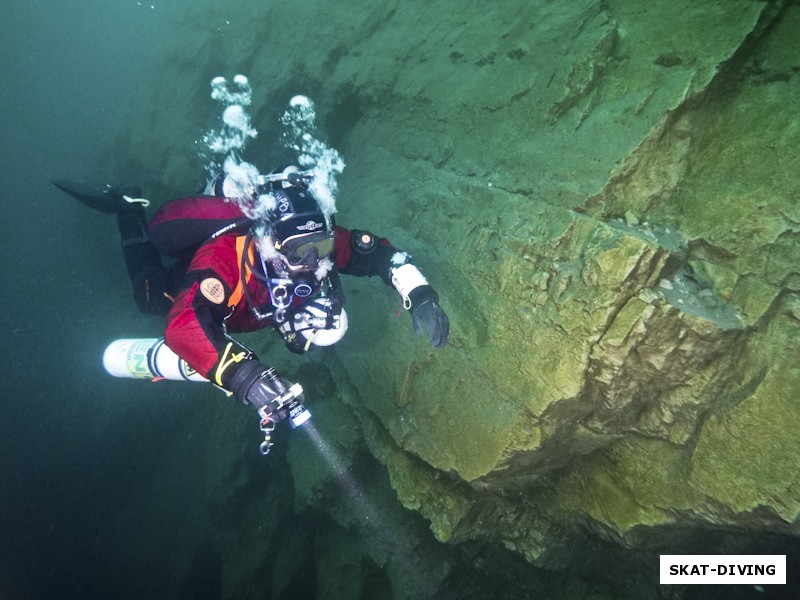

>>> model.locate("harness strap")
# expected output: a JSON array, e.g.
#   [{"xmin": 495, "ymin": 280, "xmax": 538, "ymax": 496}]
[{"xmin": 228, "ymin": 235, "xmax": 254, "ymax": 308}]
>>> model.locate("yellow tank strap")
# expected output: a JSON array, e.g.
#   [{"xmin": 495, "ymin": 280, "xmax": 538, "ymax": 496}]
[{"xmin": 228, "ymin": 235, "xmax": 254, "ymax": 308}]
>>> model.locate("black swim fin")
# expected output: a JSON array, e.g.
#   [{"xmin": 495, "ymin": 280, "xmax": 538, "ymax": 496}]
[{"xmin": 51, "ymin": 180, "xmax": 146, "ymax": 214}]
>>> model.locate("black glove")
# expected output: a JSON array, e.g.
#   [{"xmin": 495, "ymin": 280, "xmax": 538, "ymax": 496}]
[
  {"xmin": 228, "ymin": 360, "xmax": 291, "ymax": 422},
  {"xmin": 408, "ymin": 286, "xmax": 450, "ymax": 349}
]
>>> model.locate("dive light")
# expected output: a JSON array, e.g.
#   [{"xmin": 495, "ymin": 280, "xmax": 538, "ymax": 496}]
[{"xmin": 102, "ymin": 338, "xmax": 311, "ymax": 456}]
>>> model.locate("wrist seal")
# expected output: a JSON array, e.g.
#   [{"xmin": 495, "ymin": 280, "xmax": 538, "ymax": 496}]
[
  {"xmin": 227, "ymin": 359, "xmax": 266, "ymax": 404},
  {"xmin": 407, "ymin": 285, "xmax": 438, "ymax": 309},
  {"xmin": 390, "ymin": 263, "xmax": 429, "ymax": 310}
]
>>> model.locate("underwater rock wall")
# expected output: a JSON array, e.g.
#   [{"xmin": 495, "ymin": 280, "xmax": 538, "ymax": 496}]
[{"xmin": 115, "ymin": 0, "xmax": 800, "ymax": 597}]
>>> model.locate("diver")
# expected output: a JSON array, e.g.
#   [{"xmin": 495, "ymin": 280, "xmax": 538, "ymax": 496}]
[{"xmin": 52, "ymin": 167, "xmax": 450, "ymax": 430}]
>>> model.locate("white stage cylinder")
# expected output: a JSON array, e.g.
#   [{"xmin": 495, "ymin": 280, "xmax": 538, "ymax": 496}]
[{"xmin": 102, "ymin": 338, "xmax": 208, "ymax": 382}]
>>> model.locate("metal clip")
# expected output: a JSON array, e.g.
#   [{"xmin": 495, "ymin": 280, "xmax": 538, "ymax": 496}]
[
  {"xmin": 255, "ymin": 383, "xmax": 306, "ymax": 455},
  {"xmin": 258, "ymin": 417, "xmax": 276, "ymax": 455}
]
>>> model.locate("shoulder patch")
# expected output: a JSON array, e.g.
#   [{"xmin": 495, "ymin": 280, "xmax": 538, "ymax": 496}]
[{"xmin": 200, "ymin": 277, "xmax": 226, "ymax": 304}]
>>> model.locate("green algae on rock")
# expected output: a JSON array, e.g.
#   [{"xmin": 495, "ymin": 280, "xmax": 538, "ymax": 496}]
[{"xmin": 113, "ymin": 0, "xmax": 800, "ymax": 597}]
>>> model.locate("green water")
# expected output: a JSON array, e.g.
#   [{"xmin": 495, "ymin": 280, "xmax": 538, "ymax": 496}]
[{"xmin": 2, "ymin": 1, "xmax": 798, "ymax": 599}]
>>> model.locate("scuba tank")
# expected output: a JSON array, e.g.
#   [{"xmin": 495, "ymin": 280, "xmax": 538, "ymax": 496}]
[
  {"xmin": 147, "ymin": 196, "xmax": 252, "ymax": 260},
  {"xmin": 102, "ymin": 338, "xmax": 208, "ymax": 382},
  {"xmin": 146, "ymin": 168, "xmax": 313, "ymax": 260}
]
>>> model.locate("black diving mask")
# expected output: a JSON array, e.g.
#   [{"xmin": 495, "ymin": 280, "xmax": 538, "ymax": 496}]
[{"xmin": 278, "ymin": 232, "xmax": 335, "ymax": 273}]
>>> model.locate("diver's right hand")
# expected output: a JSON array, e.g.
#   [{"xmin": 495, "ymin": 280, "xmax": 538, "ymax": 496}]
[{"xmin": 229, "ymin": 360, "xmax": 291, "ymax": 421}]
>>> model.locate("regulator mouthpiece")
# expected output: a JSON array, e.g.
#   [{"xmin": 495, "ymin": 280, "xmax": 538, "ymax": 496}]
[{"xmin": 278, "ymin": 297, "xmax": 348, "ymax": 348}]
